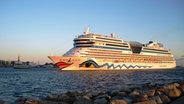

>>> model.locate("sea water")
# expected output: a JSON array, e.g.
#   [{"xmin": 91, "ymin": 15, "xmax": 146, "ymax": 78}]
[{"xmin": 0, "ymin": 67, "xmax": 184, "ymax": 103}]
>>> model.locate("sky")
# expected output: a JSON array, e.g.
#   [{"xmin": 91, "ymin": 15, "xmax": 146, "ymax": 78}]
[{"xmin": 0, "ymin": 0, "xmax": 184, "ymax": 64}]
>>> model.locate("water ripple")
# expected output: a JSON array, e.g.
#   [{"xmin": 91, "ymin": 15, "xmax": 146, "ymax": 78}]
[{"xmin": 0, "ymin": 67, "xmax": 184, "ymax": 103}]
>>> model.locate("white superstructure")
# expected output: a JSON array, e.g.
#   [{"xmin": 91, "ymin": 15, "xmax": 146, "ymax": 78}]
[{"xmin": 48, "ymin": 28, "xmax": 176, "ymax": 70}]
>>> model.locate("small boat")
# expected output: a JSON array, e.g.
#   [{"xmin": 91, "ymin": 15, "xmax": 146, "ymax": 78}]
[
  {"xmin": 13, "ymin": 56, "xmax": 32, "ymax": 69},
  {"xmin": 14, "ymin": 63, "xmax": 32, "ymax": 69}
]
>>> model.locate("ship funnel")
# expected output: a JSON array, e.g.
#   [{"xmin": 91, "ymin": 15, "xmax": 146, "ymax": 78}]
[{"xmin": 83, "ymin": 26, "xmax": 90, "ymax": 35}]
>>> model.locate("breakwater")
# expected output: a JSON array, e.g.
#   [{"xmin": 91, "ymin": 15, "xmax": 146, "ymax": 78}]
[{"xmin": 4, "ymin": 81, "xmax": 184, "ymax": 104}]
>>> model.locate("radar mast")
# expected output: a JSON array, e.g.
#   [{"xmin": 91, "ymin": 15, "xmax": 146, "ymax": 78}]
[{"xmin": 83, "ymin": 26, "xmax": 90, "ymax": 35}]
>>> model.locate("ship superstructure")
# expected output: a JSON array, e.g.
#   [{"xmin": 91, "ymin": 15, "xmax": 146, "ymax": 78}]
[{"xmin": 48, "ymin": 27, "xmax": 176, "ymax": 70}]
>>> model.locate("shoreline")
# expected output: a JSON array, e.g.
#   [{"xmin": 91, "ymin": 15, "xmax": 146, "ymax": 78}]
[{"xmin": 1, "ymin": 80, "xmax": 183, "ymax": 104}]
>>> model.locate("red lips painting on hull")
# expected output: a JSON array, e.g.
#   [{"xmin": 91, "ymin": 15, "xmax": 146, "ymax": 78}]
[{"xmin": 55, "ymin": 62, "xmax": 72, "ymax": 69}]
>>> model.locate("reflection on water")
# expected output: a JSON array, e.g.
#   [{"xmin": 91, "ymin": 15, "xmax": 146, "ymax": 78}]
[{"xmin": 0, "ymin": 67, "xmax": 184, "ymax": 103}]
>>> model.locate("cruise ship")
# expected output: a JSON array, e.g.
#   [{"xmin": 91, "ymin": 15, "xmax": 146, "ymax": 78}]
[{"xmin": 48, "ymin": 27, "xmax": 176, "ymax": 70}]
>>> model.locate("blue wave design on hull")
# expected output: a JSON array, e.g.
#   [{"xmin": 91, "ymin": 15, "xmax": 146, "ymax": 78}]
[
  {"xmin": 99, "ymin": 63, "xmax": 152, "ymax": 69},
  {"xmin": 79, "ymin": 60, "xmax": 152, "ymax": 69}
]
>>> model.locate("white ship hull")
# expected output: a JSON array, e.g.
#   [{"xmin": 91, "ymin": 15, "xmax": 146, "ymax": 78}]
[{"xmin": 48, "ymin": 56, "xmax": 176, "ymax": 70}]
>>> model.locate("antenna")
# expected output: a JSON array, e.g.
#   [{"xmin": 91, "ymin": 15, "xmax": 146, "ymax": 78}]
[{"xmin": 83, "ymin": 26, "xmax": 90, "ymax": 35}]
